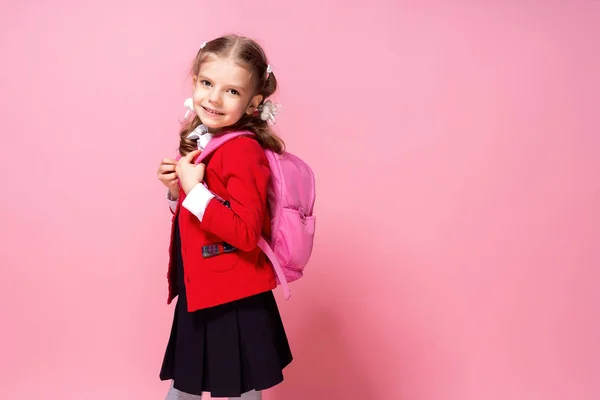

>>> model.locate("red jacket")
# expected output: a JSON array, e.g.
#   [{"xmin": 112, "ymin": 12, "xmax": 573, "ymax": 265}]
[{"xmin": 166, "ymin": 136, "xmax": 276, "ymax": 311}]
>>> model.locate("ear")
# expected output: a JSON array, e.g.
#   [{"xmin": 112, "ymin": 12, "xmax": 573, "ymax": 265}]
[
  {"xmin": 192, "ymin": 75, "xmax": 198, "ymax": 89},
  {"xmin": 246, "ymin": 94, "xmax": 263, "ymax": 115}
]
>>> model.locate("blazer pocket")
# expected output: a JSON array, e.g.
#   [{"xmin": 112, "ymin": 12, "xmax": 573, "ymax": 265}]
[{"xmin": 200, "ymin": 246, "xmax": 240, "ymax": 273}]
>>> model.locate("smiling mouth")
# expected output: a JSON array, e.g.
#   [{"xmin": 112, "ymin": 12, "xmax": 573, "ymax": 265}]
[{"xmin": 202, "ymin": 106, "xmax": 225, "ymax": 116}]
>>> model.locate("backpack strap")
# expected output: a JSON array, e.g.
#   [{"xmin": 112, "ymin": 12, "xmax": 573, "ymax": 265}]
[
  {"xmin": 204, "ymin": 132, "xmax": 291, "ymax": 299},
  {"xmin": 174, "ymin": 131, "xmax": 291, "ymax": 299},
  {"xmin": 174, "ymin": 130, "xmax": 255, "ymax": 163},
  {"xmin": 195, "ymin": 130, "xmax": 254, "ymax": 164},
  {"xmin": 258, "ymin": 237, "xmax": 291, "ymax": 300}
]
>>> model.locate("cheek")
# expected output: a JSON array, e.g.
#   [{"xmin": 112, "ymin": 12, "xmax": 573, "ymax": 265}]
[
  {"xmin": 192, "ymin": 90, "xmax": 201, "ymax": 104},
  {"xmin": 192, "ymin": 86, "xmax": 205, "ymax": 102},
  {"xmin": 226, "ymin": 98, "xmax": 246, "ymax": 113}
]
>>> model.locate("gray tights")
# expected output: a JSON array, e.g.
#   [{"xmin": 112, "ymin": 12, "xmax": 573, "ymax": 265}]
[{"xmin": 165, "ymin": 382, "xmax": 262, "ymax": 400}]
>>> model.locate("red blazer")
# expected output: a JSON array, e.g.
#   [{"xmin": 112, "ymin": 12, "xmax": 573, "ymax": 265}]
[{"xmin": 166, "ymin": 136, "xmax": 276, "ymax": 311}]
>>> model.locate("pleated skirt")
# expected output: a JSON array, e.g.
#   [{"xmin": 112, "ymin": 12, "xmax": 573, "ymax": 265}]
[{"xmin": 159, "ymin": 214, "xmax": 292, "ymax": 397}]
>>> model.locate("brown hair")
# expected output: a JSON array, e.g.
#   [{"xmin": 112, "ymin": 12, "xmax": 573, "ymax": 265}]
[{"xmin": 178, "ymin": 34, "xmax": 284, "ymax": 157}]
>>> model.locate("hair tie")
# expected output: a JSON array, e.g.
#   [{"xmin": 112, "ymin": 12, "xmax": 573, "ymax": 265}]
[
  {"xmin": 184, "ymin": 97, "xmax": 195, "ymax": 119},
  {"xmin": 257, "ymin": 100, "xmax": 282, "ymax": 126},
  {"xmin": 200, "ymin": 41, "xmax": 207, "ymax": 49}
]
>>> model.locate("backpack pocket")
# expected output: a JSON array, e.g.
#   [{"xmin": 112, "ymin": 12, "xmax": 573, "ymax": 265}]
[{"xmin": 273, "ymin": 208, "xmax": 316, "ymax": 282}]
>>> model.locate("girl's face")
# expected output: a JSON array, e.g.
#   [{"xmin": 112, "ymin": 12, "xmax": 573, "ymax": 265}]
[{"xmin": 191, "ymin": 56, "xmax": 263, "ymax": 132}]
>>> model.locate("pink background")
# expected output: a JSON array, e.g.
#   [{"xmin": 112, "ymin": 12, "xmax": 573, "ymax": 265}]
[{"xmin": 1, "ymin": 1, "xmax": 599, "ymax": 399}]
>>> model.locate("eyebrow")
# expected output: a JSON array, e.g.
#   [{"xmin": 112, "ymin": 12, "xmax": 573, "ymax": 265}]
[{"xmin": 198, "ymin": 75, "xmax": 247, "ymax": 93}]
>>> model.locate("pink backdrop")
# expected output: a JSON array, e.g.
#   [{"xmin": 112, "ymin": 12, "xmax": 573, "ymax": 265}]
[{"xmin": 1, "ymin": 1, "xmax": 599, "ymax": 399}]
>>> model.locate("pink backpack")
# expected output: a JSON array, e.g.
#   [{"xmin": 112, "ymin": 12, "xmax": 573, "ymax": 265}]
[{"xmin": 193, "ymin": 130, "xmax": 316, "ymax": 300}]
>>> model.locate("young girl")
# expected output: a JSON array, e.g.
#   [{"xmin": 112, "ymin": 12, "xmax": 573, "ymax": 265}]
[{"xmin": 156, "ymin": 35, "xmax": 292, "ymax": 400}]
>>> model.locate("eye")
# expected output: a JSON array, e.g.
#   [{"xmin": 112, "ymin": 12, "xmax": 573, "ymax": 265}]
[
  {"xmin": 228, "ymin": 89, "xmax": 240, "ymax": 96},
  {"xmin": 200, "ymin": 80, "xmax": 211, "ymax": 87}
]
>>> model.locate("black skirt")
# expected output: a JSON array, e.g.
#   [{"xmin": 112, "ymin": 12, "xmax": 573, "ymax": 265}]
[{"xmin": 159, "ymin": 213, "xmax": 293, "ymax": 398}]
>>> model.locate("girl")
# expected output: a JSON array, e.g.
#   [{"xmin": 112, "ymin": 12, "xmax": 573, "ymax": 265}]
[{"xmin": 156, "ymin": 35, "xmax": 292, "ymax": 400}]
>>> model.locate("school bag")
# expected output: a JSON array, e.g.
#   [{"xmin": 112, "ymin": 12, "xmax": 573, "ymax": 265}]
[{"xmin": 192, "ymin": 130, "xmax": 316, "ymax": 300}]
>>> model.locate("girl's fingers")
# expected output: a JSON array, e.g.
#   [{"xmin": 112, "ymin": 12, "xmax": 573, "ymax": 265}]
[
  {"xmin": 160, "ymin": 172, "xmax": 177, "ymax": 181},
  {"xmin": 182, "ymin": 149, "xmax": 202, "ymax": 163},
  {"xmin": 160, "ymin": 164, "xmax": 176, "ymax": 173}
]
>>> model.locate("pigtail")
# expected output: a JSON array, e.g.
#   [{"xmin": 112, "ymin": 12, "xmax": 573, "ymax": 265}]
[{"xmin": 178, "ymin": 115, "xmax": 202, "ymax": 157}]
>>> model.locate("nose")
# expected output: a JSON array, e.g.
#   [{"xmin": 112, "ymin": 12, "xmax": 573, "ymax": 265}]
[{"xmin": 208, "ymin": 88, "xmax": 221, "ymax": 105}]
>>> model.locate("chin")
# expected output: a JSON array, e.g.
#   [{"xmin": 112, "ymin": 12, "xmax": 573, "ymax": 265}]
[{"xmin": 202, "ymin": 121, "xmax": 227, "ymax": 132}]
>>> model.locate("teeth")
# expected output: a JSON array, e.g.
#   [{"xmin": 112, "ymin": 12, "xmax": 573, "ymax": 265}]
[{"xmin": 204, "ymin": 107, "xmax": 222, "ymax": 115}]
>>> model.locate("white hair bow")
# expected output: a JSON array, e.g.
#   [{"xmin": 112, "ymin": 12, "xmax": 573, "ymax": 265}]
[{"xmin": 259, "ymin": 100, "xmax": 282, "ymax": 126}]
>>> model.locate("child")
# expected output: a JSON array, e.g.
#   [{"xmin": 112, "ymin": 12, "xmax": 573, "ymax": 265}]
[{"xmin": 156, "ymin": 35, "xmax": 292, "ymax": 400}]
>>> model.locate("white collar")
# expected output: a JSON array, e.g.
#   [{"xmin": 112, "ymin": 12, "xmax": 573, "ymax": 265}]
[{"xmin": 186, "ymin": 124, "xmax": 213, "ymax": 150}]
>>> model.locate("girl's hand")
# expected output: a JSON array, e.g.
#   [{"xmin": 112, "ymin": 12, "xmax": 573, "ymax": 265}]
[
  {"xmin": 176, "ymin": 149, "xmax": 205, "ymax": 194},
  {"xmin": 157, "ymin": 157, "xmax": 179, "ymax": 193}
]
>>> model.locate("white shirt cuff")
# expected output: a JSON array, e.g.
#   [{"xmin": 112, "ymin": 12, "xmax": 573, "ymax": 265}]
[
  {"xmin": 167, "ymin": 199, "xmax": 178, "ymax": 213},
  {"xmin": 167, "ymin": 191, "xmax": 178, "ymax": 213},
  {"xmin": 182, "ymin": 183, "xmax": 215, "ymax": 221}
]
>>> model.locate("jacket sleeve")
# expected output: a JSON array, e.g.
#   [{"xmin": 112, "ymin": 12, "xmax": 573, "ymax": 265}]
[{"xmin": 200, "ymin": 137, "xmax": 270, "ymax": 252}]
